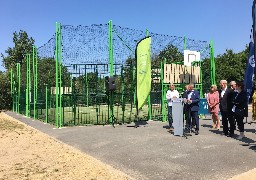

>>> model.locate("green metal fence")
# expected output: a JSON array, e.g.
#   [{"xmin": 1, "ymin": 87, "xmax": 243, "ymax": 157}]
[{"xmin": 11, "ymin": 21, "xmax": 213, "ymax": 127}]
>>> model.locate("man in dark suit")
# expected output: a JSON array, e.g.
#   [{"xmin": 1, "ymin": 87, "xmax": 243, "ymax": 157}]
[
  {"xmin": 219, "ymin": 80, "xmax": 235, "ymax": 136},
  {"xmin": 185, "ymin": 83, "xmax": 200, "ymax": 135}
]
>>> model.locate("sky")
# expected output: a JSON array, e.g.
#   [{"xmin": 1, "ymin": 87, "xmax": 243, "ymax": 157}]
[{"xmin": 0, "ymin": 0, "xmax": 253, "ymax": 72}]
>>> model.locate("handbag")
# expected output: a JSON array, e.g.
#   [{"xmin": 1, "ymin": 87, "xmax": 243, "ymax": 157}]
[{"xmin": 235, "ymin": 108, "xmax": 244, "ymax": 117}]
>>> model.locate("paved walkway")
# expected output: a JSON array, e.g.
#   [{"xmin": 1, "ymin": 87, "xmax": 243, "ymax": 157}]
[{"xmin": 6, "ymin": 111, "xmax": 256, "ymax": 180}]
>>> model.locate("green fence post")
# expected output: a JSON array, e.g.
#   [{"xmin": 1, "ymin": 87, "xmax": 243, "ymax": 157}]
[
  {"xmin": 17, "ymin": 63, "xmax": 21, "ymax": 114},
  {"xmin": 132, "ymin": 64, "xmax": 136, "ymax": 105},
  {"xmin": 26, "ymin": 55, "xmax": 28, "ymax": 116},
  {"xmin": 15, "ymin": 64, "xmax": 18, "ymax": 113},
  {"xmin": 55, "ymin": 22, "xmax": 60, "ymax": 128},
  {"xmin": 15, "ymin": 63, "xmax": 18, "ymax": 113},
  {"xmin": 36, "ymin": 48, "xmax": 38, "ymax": 118},
  {"xmin": 109, "ymin": 20, "xmax": 113, "ymax": 76},
  {"xmin": 33, "ymin": 46, "xmax": 36, "ymax": 119},
  {"xmin": 184, "ymin": 35, "xmax": 187, "ymax": 50},
  {"xmin": 121, "ymin": 65, "xmax": 125, "ymax": 124},
  {"xmin": 95, "ymin": 65, "xmax": 99, "ymax": 124},
  {"xmin": 108, "ymin": 20, "xmax": 114, "ymax": 124},
  {"xmin": 46, "ymin": 84, "xmax": 48, "ymax": 123},
  {"xmin": 14, "ymin": 79, "xmax": 17, "ymax": 113},
  {"xmin": 199, "ymin": 61, "xmax": 203, "ymax": 98},
  {"xmin": 26, "ymin": 54, "xmax": 31, "ymax": 117},
  {"xmin": 10, "ymin": 69, "xmax": 14, "ymax": 111},
  {"xmin": 161, "ymin": 59, "xmax": 167, "ymax": 122},
  {"xmin": 29, "ymin": 54, "xmax": 31, "ymax": 117},
  {"xmin": 59, "ymin": 22, "xmax": 63, "ymax": 128},
  {"xmin": 48, "ymin": 71, "xmax": 52, "ymax": 109},
  {"xmin": 32, "ymin": 47, "xmax": 35, "ymax": 119}
]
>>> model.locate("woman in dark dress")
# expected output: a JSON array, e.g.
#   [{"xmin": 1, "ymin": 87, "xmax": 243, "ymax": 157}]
[{"xmin": 232, "ymin": 81, "xmax": 247, "ymax": 140}]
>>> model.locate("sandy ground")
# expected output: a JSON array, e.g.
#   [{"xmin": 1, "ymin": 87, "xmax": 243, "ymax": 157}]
[
  {"xmin": 0, "ymin": 112, "xmax": 133, "ymax": 180},
  {"xmin": 230, "ymin": 168, "xmax": 256, "ymax": 180}
]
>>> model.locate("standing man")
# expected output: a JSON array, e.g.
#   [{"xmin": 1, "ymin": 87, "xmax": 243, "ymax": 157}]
[
  {"xmin": 230, "ymin": 81, "xmax": 237, "ymax": 90},
  {"xmin": 219, "ymin": 80, "xmax": 235, "ymax": 136},
  {"xmin": 166, "ymin": 83, "xmax": 180, "ymax": 132},
  {"xmin": 186, "ymin": 83, "xmax": 200, "ymax": 135}
]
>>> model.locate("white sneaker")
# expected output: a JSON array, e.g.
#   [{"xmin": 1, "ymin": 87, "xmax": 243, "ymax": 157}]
[{"xmin": 237, "ymin": 133, "xmax": 245, "ymax": 140}]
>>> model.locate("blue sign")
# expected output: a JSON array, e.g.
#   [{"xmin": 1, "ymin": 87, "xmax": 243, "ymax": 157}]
[{"xmin": 199, "ymin": 98, "xmax": 209, "ymax": 115}]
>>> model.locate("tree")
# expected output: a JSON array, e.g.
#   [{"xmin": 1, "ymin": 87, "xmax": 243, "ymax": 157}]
[
  {"xmin": 123, "ymin": 57, "xmax": 135, "ymax": 88},
  {"xmin": 215, "ymin": 47, "xmax": 248, "ymax": 85},
  {"xmin": 152, "ymin": 44, "xmax": 183, "ymax": 67},
  {"xmin": 0, "ymin": 71, "xmax": 11, "ymax": 110},
  {"xmin": 1, "ymin": 30, "xmax": 34, "ymax": 70},
  {"xmin": 201, "ymin": 57, "xmax": 211, "ymax": 94},
  {"xmin": 37, "ymin": 58, "xmax": 71, "ymax": 90},
  {"xmin": 202, "ymin": 46, "xmax": 249, "ymax": 94},
  {"xmin": 0, "ymin": 30, "xmax": 34, "ymax": 110}
]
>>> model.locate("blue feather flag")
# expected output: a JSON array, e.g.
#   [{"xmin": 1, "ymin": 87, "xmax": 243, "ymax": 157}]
[{"xmin": 244, "ymin": 29, "xmax": 255, "ymax": 102}]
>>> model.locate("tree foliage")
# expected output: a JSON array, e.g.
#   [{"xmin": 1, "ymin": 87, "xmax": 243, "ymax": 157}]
[
  {"xmin": 215, "ymin": 47, "xmax": 248, "ymax": 84},
  {"xmin": 202, "ymin": 46, "xmax": 249, "ymax": 93},
  {"xmin": 0, "ymin": 30, "xmax": 34, "ymax": 110},
  {"xmin": 37, "ymin": 58, "xmax": 71, "ymax": 90},
  {"xmin": 123, "ymin": 57, "xmax": 135, "ymax": 94},
  {"xmin": 201, "ymin": 57, "xmax": 211, "ymax": 93},
  {"xmin": 1, "ymin": 30, "xmax": 34, "ymax": 70},
  {"xmin": 152, "ymin": 44, "xmax": 183, "ymax": 67},
  {"xmin": 0, "ymin": 71, "xmax": 11, "ymax": 110},
  {"xmin": 0, "ymin": 30, "xmax": 73, "ymax": 110}
]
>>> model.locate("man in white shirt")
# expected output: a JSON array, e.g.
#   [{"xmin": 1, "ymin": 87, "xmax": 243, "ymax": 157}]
[{"xmin": 166, "ymin": 83, "xmax": 180, "ymax": 132}]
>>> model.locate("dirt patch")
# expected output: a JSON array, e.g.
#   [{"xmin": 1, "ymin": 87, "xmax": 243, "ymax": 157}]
[
  {"xmin": 0, "ymin": 112, "xmax": 133, "ymax": 180},
  {"xmin": 230, "ymin": 168, "xmax": 256, "ymax": 180}
]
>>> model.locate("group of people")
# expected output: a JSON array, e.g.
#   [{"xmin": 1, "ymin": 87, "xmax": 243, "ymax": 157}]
[
  {"xmin": 166, "ymin": 83, "xmax": 200, "ymax": 135},
  {"xmin": 208, "ymin": 80, "xmax": 247, "ymax": 139},
  {"xmin": 166, "ymin": 80, "xmax": 248, "ymax": 139}
]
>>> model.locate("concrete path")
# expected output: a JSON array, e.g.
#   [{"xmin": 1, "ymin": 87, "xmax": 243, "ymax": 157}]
[{"xmin": 6, "ymin": 111, "xmax": 256, "ymax": 180}]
